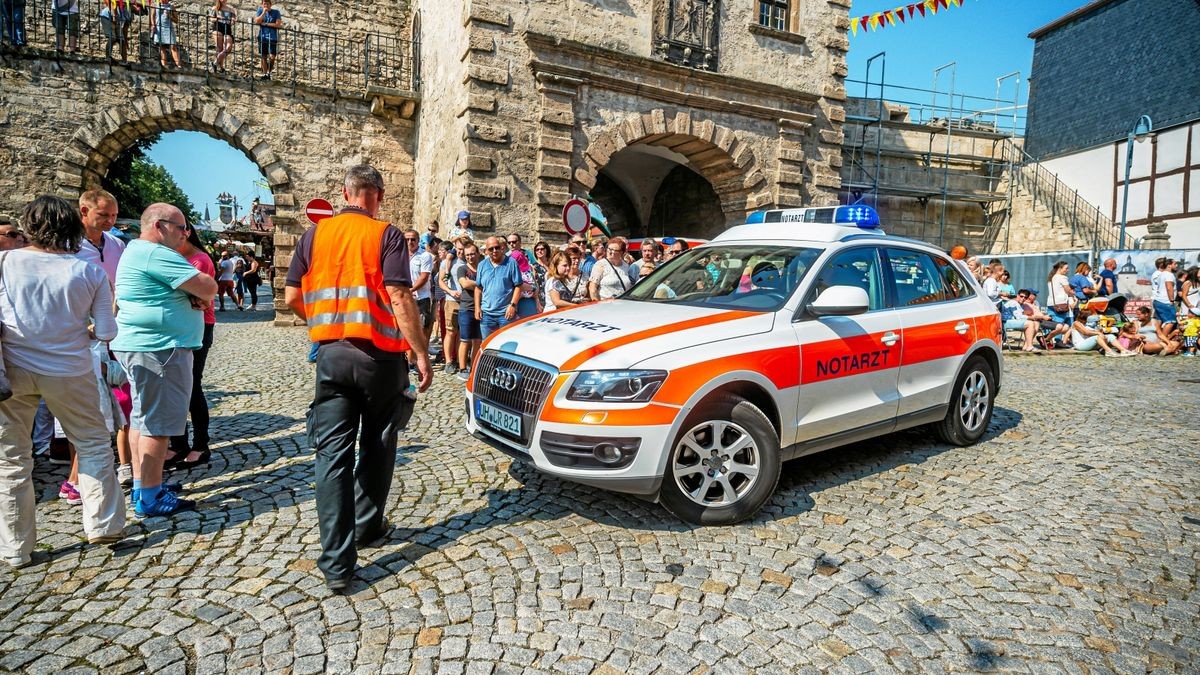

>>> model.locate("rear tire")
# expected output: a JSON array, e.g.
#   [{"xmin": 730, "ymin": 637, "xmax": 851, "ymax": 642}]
[
  {"xmin": 935, "ymin": 356, "xmax": 995, "ymax": 446},
  {"xmin": 659, "ymin": 395, "xmax": 781, "ymax": 526}
]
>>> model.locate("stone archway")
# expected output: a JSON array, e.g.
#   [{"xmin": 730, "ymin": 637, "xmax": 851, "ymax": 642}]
[
  {"xmin": 56, "ymin": 94, "xmax": 297, "ymax": 214},
  {"xmin": 572, "ymin": 111, "xmax": 771, "ymax": 232},
  {"xmin": 56, "ymin": 95, "xmax": 299, "ymax": 318}
]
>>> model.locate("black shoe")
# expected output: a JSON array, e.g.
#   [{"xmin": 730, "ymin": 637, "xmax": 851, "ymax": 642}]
[
  {"xmin": 178, "ymin": 448, "xmax": 211, "ymax": 469},
  {"xmin": 357, "ymin": 521, "xmax": 391, "ymax": 548},
  {"xmin": 164, "ymin": 448, "xmax": 190, "ymax": 469},
  {"xmin": 326, "ymin": 575, "xmax": 352, "ymax": 594}
]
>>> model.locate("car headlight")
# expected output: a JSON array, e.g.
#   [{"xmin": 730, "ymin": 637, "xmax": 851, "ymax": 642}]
[{"xmin": 566, "ymin": 370, "xmax": 667, "ymax": 403}]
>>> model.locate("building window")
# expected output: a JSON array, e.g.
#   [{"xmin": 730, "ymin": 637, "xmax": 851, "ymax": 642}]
[{"xmin": 758, "ymin": 0, "xmax": 788, "ymax": 31}]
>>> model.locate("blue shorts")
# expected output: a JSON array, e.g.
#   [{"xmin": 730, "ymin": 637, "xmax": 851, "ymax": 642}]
[
  {"xmin": 1153, "ymin": 300, "xmax": 1177, "ymax": 325},
  {"xmin": 1003, "ymin": 318, "xmax": 1028, "ymax": 330},
  {"xmin": 480, "ymin": 313, "xmax": 509, "ymax": 339},
  {"xmin": 1047, "ymin": 308, "xmax": 1071, "ymax": 324},
  {"xmin": 458, "ymin": 304, "xmax": 482, "ymax": 341}
]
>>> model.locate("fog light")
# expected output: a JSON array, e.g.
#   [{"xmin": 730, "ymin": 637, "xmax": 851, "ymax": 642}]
[
  {"xmin": 581, "ymin": 412, "xmax": 607, "ymax": 424},
  {"xmin": 593, "ymin": 443, "xmax": 623, "ymax": 465}
]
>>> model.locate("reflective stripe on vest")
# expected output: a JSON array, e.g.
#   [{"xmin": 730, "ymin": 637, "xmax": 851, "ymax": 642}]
[{"xmin": 300, "ymin": 212, "xmax": 410, "ymax": 352}]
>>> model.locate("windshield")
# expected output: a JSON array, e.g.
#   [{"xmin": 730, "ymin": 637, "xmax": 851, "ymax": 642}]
[{"xmin": 624, "ymin": 245, "xmax": 823, "ymax": 311}]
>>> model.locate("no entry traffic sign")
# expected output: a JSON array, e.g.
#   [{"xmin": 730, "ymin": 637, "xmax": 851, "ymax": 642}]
[
  {"xmin": 304, "ymin": 198, "xmax": 334, "ymax": 225},
  {"xmin": 562, "ymin": 198, "xmax": 589, "ymax": 236}
]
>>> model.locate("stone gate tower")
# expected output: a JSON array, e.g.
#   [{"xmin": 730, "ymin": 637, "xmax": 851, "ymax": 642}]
[{"xmin": 412, "ymin": 0, "xmax": 850, "ymax": 242}]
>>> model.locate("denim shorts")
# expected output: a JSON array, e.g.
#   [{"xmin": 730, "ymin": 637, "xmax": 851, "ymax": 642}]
[{"xmin": 1153, "ymin": 300, "xmax": 1177, "ymax": 325}]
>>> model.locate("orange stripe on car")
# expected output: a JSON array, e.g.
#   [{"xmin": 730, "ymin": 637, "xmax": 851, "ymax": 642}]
[
  {"xmin": 560, "ymin": 310, "xmax": 756, "ymax": 372},
  {"xmin": 654, "ymin": 346, "xmax": 800, "ymax": 404}
]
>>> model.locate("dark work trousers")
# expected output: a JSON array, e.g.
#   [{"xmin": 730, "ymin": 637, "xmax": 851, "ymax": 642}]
[
  {"xmin": 308, "ymin": 340, "xmax": 408, "ymax": 581},
  {"xmin": 171, "ymin": 323, "xmax": 213, "ymax": 453}
]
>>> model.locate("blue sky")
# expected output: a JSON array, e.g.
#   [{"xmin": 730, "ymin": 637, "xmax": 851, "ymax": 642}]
[
  {"xmin": 145, "ymin": 131, "xmax": 271, "ymax": 222},
  {"xmin": 845, "ymin": 0, "xmax": 1091, "ymax": 129},
  {"xmin": 147, "ymin": 1, "xmax": 1090, "ymax": 214}
]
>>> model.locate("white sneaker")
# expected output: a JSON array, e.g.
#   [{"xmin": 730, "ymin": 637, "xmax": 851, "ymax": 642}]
[{"xmin": 117, "ymin": 464, "xmax": 134, "ymax": 487}]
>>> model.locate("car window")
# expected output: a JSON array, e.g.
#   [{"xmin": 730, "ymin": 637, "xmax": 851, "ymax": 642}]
[
  {"xmin": 626, "ymin": 244, "xmax": 822, "ymax": 312},
  {"xmin": 934, "ymin": 255, "xmax": 970, "ymax": 299},
  {"xmin": 810, "ymin": 247, "xmax": 887, "ymax": 311},
  {"xmin": 886, "ymin": 248, "xmax": 952, "ymax": 306}
]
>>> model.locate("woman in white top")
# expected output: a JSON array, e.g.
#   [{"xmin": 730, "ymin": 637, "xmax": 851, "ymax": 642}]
[
  {"xmin": 1070, "ymin": 307, "xmax": 1134, "ymax": 356},
  {"xmin": 0, "ymin": 196, "xmax": 126, "ymax": 568},
  {"xmin": 1180, "ymin": 266, "xmax": 1200, "ymax": 318},
  {"xmin": 588, "ymin": 235, "xmax": 634, "ymax": 301},
  {"xmin": 1046, "ymin": 260, "xmax": 1073, "ymax": 325}
]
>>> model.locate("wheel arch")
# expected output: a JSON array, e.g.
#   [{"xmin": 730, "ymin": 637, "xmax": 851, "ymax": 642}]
[
  {"xmin": 685, "ymin": 376, "xmax": 782, "ymax": 440},
  {"xmin": 958, "ymin": 343, "xmax": 1002, "ymax": 395}
]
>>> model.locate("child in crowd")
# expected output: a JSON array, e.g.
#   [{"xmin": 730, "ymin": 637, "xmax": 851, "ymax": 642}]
[
  {"xmin": 1181, "ymin": 316, "xmax": 1200, "ymax": 357},
  {"xmin": 1116, "ymin": 321, "xmax": 1143, "ymax": 355}
]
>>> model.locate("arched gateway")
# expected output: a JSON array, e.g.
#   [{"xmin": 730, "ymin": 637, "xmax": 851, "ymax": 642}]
[{"xmin": 572, "ymin": 113, "xmax": 771, "ymax": 239}]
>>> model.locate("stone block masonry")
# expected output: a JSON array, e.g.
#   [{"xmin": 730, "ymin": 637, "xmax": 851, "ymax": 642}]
[{"xmin": 0, "ymin": 58, "xmax": 416, "ymax": 326}]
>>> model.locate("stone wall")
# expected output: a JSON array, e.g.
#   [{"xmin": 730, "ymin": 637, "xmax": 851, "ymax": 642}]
[
  {"xmin": 0, "ymin": 57, "xmax": 416, "ymax": 325},
  {"xmin": 436, "ymin": 0, "xmax": 849, "ymax": 245},
  {"xmin": 409, "ymin": 0, "xmax": 470, "ymax": 230},
  {"xmin": 171, "ymin": 1, "xmax": 411, "ymax": 38}
]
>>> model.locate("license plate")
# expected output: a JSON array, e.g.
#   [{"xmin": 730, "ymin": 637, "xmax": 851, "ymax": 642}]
[{"xmin": 476, "ymin": 399, "xmax": 521, "ymax": 437}]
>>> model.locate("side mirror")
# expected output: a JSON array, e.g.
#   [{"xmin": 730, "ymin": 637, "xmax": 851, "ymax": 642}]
[{"xmin": 808, "ymin": 285, "xmax": 870, "ymax": 317}]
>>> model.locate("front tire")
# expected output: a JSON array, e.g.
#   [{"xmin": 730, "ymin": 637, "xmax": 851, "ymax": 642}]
[
  {"xmin": 659, "ymin": 395, "xmax": 781, "ymax": 526},
  {"xmin": 935, "ymin": 356, "xmax": 995, "ymax": 446}
]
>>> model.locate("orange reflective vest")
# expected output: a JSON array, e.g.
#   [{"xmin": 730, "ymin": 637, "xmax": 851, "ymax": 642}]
[{"xmin": 300, "ymin": 211, "xmax": 411, "ymax": 352}]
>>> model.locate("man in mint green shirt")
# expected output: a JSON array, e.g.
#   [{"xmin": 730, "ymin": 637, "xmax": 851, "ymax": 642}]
[{"xmin": 113, "ymin": 203, "xmax": 217, "ymax": 517}]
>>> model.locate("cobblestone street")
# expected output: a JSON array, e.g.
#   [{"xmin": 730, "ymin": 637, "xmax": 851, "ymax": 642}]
[{"xmin": 1, "ymin": 311, "xmax": 1197, "ymax": 673}]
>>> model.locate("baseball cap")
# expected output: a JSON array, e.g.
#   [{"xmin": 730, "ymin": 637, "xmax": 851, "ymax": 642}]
[
  {"xmin": 661, "ymin": 236, "xmax": 677, "ymax": 245},
  {"xmin": 457, "ymin": 210, "xmax": 470, "ymax": 220}
]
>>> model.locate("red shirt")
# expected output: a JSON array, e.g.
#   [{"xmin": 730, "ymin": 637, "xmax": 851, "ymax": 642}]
[{"xmin": 187, "ymin": 250, "xmax": 218, "ymax": 325}]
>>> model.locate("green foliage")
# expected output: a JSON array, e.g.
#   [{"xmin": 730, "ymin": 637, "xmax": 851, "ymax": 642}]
[{"xmin": 103, "ymin": 134, "xmax": 201, "ymax": 225}]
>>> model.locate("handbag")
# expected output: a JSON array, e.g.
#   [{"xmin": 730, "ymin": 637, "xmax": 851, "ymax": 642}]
[{"xmin": 0, "ymin": 252, "xmax": 13, "ymax": 402}]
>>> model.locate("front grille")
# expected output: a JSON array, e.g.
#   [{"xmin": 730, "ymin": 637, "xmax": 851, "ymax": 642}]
[{"xmin": 473, "ymin": 351, "xmax": 556, "ymax": 417}]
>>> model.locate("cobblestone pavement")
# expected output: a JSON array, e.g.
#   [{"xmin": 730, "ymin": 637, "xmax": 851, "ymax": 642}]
[{"xmin": 1, "ymin": 311, "xmax": 1197, "ymax": 674}]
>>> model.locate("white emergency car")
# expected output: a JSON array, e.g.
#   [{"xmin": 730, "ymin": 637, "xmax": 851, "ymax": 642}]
[{"xmin": 465, "ymin": 205, "xmax": 1003, "ymax": 525}]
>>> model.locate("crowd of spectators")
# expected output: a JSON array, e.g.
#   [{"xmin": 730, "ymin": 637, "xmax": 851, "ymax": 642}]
[
  {"xmin": 968, "ymin": 252, "xmax": 1198, "ymax": 357},
  {"xmin": 0, "ymin": 189, "xmax": 281, "ymax": 567},
  {"xmin": 412, "ymin": 220, "xmax": 690, "ymax": 381},
  {"xmin": 0, "ymin": 0, "xmax": 288, "ymax": 76}
]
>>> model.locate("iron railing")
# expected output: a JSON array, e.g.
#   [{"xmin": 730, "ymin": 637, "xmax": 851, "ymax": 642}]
[
  {"xmin": 997, "ymin": 138, "xmax": 1120, "ymax": 254},
  {"xmin": 6, "ymin": 1, "xmax": 417, "ymax": 95}
]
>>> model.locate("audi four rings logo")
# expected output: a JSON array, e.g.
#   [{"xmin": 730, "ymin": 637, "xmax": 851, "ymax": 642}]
[{"xmin": 489, "ymin": 367, "xmax": 522, "ymax": 392}]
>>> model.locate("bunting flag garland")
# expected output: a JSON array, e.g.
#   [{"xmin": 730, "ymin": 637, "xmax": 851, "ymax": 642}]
[{"xmin": 849, "ymin": 0, "xmax": 974, "ymax": 36}]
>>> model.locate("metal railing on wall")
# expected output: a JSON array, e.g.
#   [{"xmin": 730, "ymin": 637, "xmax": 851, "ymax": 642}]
[
  {"xmin": 997, "ymin": 138, "xmax": 1120, "ymax": 254},
  {"xmin": 7, "ymin": 1, "xmax": 417, "ymax": 96}
]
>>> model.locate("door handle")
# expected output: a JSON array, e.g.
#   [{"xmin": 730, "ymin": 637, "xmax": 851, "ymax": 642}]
[
  {"xmin": 954, "ymin": 321, "xmax": 970, "ymax": 334},
  {"xmin": 881, "ymin": 332, "xmax": 900, "ymax": 346}
]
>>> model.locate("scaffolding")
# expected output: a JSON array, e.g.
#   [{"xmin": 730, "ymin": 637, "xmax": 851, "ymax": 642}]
[{"xmin": 842, "ymin": 53, "xmax": 1025, "ymax": 250}]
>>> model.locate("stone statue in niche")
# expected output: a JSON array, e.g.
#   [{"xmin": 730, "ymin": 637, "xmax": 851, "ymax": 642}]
[{"xmin": 653, "ymin": 0, "xmax": 719, "ymax": 70}]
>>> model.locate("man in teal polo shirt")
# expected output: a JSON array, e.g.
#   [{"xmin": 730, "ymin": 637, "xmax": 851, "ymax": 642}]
[{"xmin": 113, "ymin": 203, "xmax": 217, "ymax": 517}]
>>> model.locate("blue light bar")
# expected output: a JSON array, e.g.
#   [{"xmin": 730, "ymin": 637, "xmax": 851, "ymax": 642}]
[
  {"xmin": 744, "ymin": 210, "xmax": 766, "ymax": 224},
  {"xmin": 834, "ymin": 205, "xmax": 880, "ymax": 229}
]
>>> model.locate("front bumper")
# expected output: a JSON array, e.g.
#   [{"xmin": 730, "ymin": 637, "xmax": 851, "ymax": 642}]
[{"xmin": 466, "ymin": 390, "xmax": 671, "ymax": 497}]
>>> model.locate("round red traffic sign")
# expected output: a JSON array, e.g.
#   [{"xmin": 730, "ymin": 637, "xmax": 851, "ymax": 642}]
[
  {"xmin": 562, "ymin": 198, "xmax": 589, "ymax": 235},
  {"xmin": 304, "ymin": 198, "xmax": 334, "ymax": 225}
]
